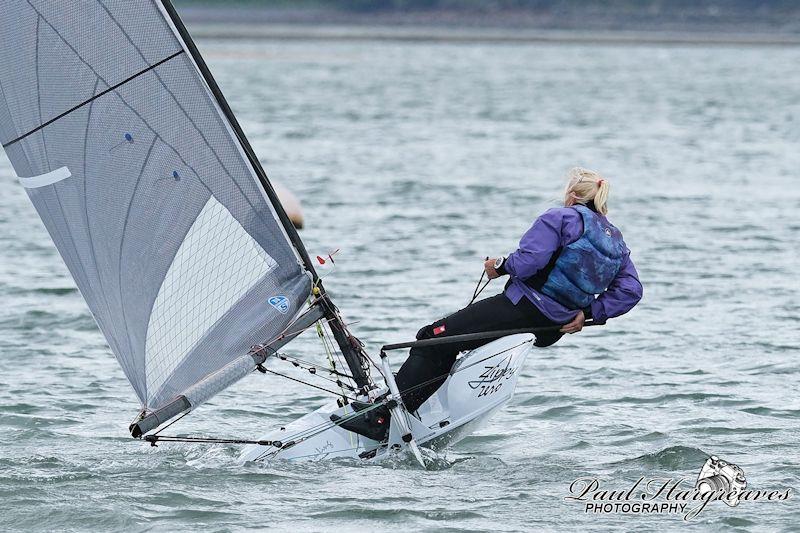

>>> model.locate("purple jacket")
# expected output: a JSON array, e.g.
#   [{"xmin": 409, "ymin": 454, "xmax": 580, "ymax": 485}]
[{"xmin": 503, "ymin": 206, "xmax": 642, "ymax": 324}]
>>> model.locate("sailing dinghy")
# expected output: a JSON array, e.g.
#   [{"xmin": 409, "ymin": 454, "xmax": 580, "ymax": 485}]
[{"xmin": 0, "ymin": 0, "xmax": 535, "ymax": 464}]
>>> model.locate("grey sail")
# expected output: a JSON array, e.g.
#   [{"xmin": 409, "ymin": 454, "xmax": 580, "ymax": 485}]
[{"xmin": 0, "ymin": 0, "xmax": 317, "ymax": 422}]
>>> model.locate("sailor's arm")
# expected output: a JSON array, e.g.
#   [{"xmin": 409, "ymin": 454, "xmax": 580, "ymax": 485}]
[
  {"xmin": 588, "ymin": 254, "xmax": 643, "ymax": 325},
  {"xmin": 491, "ymin": 209, "xmax": 564, "ymax": 280}
]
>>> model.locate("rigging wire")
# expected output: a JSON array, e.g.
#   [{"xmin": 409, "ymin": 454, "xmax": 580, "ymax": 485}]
[
  {"xmin": 271, "ymin": 360, "xmax": 359, "ymax": 393},
  {"xmin": 317, "ymin": 320, "xmax": 351, "ymax": 402},
  {"xmin": 329, "ymin": 316, "xmax": 375, "ymax": 384},
  {"xmin": 260, "ymin": 368, "xmax": 359, "ymax": 402},
  {"xmin": 145, "ymin": 397, "xmax": 393, "ymax": 458},
  {"xmin": 253, "ymin": 338, "xmax": 533, "ymax": 460},
  {"xmin": 258, "ymin": 298, "xmax": 327, "ymax": 348},
  {"xmin": 310, "ymin": 278, "xmax": 375, "ymax": 387},
  {"xmin": 152, "ymin": 410, "xmax": 189, "ymax": 437},
  {"xmin": 274, "ymin": 351, "xmax": 357, "ymax": 382},
  {"xmin": 263, "ymin": 357, "xmax": 359, "ymax": 394},
  {"xmin": 146, "ymin": 339, "xmax": 533, "ymax": 458},
  {"xmin": 261, "ymin": 446, "xmax": 366, "ymax": 461},
  {"xmin": 250, "ymin": 399, "xmax": 393, "ymax": 461},
  {"xmin": 246, "ymin": 297, "xmax": 366, "ymax": 398},
  {"xmin": 140, "ymin": 268, "xmax": 537, "ymax": 454}
]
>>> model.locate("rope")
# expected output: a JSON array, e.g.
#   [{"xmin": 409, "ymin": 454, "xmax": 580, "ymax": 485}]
[
  {"xmin": 277, "ymin": 364, "xmax": 357, "ymax": 393},
  {"xmin": 278, "ymin": 352, "xmax": 356, "ymax": 379},
  {"xmin": 246, "ymin": 299, "xmax": 367, "ymax": 400},
  {"xmin": 250, "ymin": 399, "xmax": 392, "ymax": 461},
  {"xmin": 254, "ymin": 338, "xmax": 534, "ymax": 457},
  {"xmin": 146, "ymin": 397, "xmax": 393, "ymax": 458},
  {"xmin": 139, "ymin": 282, "xmax": 579, "ymax": 455},
  {"xmin": 146, "ymin": 339, "xmax": 534, "ymax": 457},
  {"xmin": 315, "ymin": 320, "xmax": 358, "ymax": 448},
  {"xmin": 248, "ymin": 342, "xmax": 533, "ymax": 461},
  {"xmin": 317, "ymin": 320, "xmax": 352, "ymax": 401},
  {"xmin": 310, "ymin": 281, "xmax": 375, "ymax": 387},
  {"xmin": 261, "ymin": 368, "xmax": 359, "ymax": 402},
  {"xmin": 153, "ymin": 410, "xmax": 189, "ymax": 436},
  {"xmin": 262, "ymin": 446, "xmax": 366, "ymax": 461},
  {"xmin": 253, "ymin": 339, "xmax": 361, "ymax": 397},
  {"xmin": 253, "ymin": 298, "xmax": 345, "ymax": 356},
  {"xmin": 467, "ymin": 257, "xmax": 491, "ymax": 306}
]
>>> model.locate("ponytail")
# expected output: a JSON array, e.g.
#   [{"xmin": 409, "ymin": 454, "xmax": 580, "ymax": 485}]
[
  {"xmin": 593, "ymin": 179, "xmax": 610, "ymax": 215},
  {"xmin": 564, "ymin": 167, "xmax": 610, "ymax": 215}
]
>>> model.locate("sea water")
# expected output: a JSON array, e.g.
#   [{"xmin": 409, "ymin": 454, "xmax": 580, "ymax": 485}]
[{"xmin": 1, "ymin": 38, "xmax": 798, "ymax": 532}]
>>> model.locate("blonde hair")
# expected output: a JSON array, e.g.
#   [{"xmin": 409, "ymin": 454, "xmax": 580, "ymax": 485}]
[{"xmin": 564, "ymin": 167, "xmax": 610, "ymax": 215}]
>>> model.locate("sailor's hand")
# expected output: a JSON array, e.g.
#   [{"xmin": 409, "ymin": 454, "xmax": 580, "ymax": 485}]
[
  {"xmin": 560, "ymin": 310, "xmax": 585, "ymax": 334},
  {"xmin": 484, "ymin": 258, "xmax": 500, "ymax": 279}
]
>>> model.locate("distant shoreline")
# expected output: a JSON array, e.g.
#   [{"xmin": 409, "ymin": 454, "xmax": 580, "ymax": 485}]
[
  {"xmin": 186, "ymin": 22, "xmax": 800, "ymax": 47},
  {"xmin": 176, "ymin": 5, "xmax": 800, "ymax": 46}
]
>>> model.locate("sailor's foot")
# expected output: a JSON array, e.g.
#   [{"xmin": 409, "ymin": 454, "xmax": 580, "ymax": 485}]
[{"xmin": 330, "ymin": 401, "xmax": 391, "ymax": 442}]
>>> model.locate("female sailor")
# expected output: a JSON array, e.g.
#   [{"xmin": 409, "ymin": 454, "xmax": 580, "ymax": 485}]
[{"xmin": 335, "ymin": 167, "xmax": 643, "ymax": 441}]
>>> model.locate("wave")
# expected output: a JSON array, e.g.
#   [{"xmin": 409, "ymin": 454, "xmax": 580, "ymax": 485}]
[{"xmin": 613, "ymin": 445, "xmax": 709, "ymax": 470}]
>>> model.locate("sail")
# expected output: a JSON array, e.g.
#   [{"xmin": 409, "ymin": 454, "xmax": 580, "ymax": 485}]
[{"xmin": 0, "ymin": 0, "xmax": 314, "ymax": 414}]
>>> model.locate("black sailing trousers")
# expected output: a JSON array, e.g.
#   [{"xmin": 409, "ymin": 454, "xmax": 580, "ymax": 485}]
[{"xmin": 394, "ymin": 292, "xmax": 563, "ymax": 413}]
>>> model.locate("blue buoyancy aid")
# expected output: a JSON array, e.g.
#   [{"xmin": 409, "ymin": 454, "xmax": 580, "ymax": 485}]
[{"xmin": 538, "ymin": 205, "xmax": 627, "ymax": 310}]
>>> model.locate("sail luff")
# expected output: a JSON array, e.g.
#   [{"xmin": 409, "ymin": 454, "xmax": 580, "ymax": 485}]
[
  {"xmin": 157, "ymin": 0, "xmax": 316, "ymax": 280},
  {"xmin": 157, "ymin": 0, "xmax": 371, "ymax": 391}
]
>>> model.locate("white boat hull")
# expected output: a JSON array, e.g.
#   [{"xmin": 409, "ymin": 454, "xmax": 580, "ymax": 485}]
[{"xmin": 240, "ymin": 334, "xmax": 534, "ymax": 463}]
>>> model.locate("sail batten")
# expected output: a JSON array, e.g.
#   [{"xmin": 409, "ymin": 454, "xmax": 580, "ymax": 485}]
[
  {"xmin": 0, "ymin": 0, "xmax": 314, "ymax": 415},
  {"xmin": 17, "ymin": 166, "xmax": 72, "ymax": 188}
]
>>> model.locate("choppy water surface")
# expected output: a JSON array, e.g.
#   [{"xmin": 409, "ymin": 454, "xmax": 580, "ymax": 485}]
[{"xmin": 1, "ymin": 38, "xmax": 799, "ymax": 532}]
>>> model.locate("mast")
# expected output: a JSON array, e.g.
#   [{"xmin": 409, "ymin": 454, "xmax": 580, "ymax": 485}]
[{"xmin": 159, "ymin": 0, "xmax": 370, "ymax": 391}]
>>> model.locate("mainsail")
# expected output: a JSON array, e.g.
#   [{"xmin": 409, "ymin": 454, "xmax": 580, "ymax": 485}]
[{"xmin": 0, "ymin": 0, "xmax": 364, "ymax": 434}]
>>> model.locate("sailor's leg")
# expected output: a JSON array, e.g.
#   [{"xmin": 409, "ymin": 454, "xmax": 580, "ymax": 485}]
[
  {"xmin": 396, "ymin": 293, "xmax": 553, "ymax": 412},
  {"xmin": 333, "ymin": 294, "xmax": 560, "ymax": 441},
  {"xmin": 395, "ymin": 344, "xmax": 458, "ymax": 413}
]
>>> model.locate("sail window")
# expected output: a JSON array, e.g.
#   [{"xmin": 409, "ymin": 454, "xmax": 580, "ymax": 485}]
[{"xmin": 144, "ymin": 195, "xmax": 277, "ymax": 396}]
